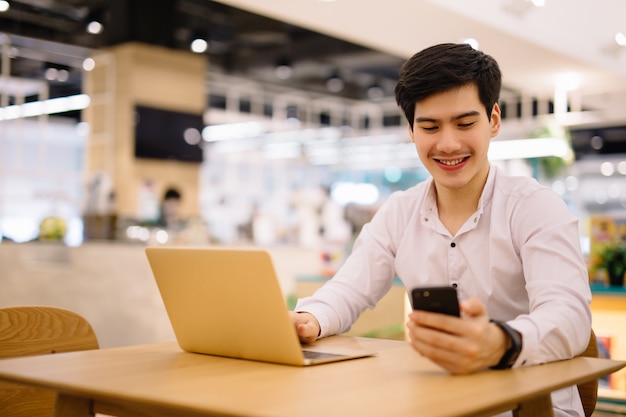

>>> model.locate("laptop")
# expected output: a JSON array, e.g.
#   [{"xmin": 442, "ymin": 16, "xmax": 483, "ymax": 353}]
[{"xmin": 145, "ymin": 246, "xmax": 375, "ymax": 366}]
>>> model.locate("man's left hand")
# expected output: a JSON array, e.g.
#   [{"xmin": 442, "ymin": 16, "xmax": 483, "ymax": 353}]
[{"xmin": 405, "ymin": 297, "xmax": 508, "ymax": 374}]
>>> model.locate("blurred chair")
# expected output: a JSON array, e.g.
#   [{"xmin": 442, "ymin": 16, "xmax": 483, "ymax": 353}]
[
  {"xmin": 577, "ymin": 329, "xmax": 599, "ymax": 417},
  {"xmin": 0, "ymin": 306, "xmax": 99, "ymax": 417}
]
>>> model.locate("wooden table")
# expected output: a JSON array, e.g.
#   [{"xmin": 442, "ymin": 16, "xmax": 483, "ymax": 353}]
[{"xmin": 0, "ymin": 336, "xmax": 623, "ymax": 417}]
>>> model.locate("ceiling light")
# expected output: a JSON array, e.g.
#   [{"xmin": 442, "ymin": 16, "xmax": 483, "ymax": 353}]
[
  {"xmin": 590, "ymin": 135, "xmax": 604, "ymax": 150},
  {"xmin": 57, "ymin": 69, "xmax": 69, "ymax": 82},
  {"xmin": 87, "ymin": 21, "xmax": 103, "ymax": 35},
  {"xmin": 366, "ymin": 83, "xmax": 384, "ymax": 101},
  {"xmin": 326, "ymin": 71, "xmax": 344, "ymax": 93},
  {"xmin": 0, "ymin": 94, "xmax": 90, "ymax": 121},
  {"xmin": 190, "ymin": 38, "xmax": 208, "ymax": 53},
  {"xmin": 530, "ymin": 0, "xmax": 545, "ymax": 7},
  {"xmin": 202, "ymin": 121, "xmax": 265, "ymax": 142},
  {"xmin": 462, "ymin": 38, "xmax": 480, "ymax": 50},
  {"xmin": 555, "ymin": 72, "xmax": 581, "ymax": 92},
  {"xmin": 616, "ymin": 32, "xmax": 626, "ymax": 47},
  {"xmin": 183, "ymin": 128, "xmax": 202, "ymax": 145},
  {"xmin": 82, "ymin": 58, "xmax": 96, "ymax": 72},
  {"xmin": 44, "ymin": 63, "xmax": 71, "ymax": 82},
  {"xmin": 488, "ymin": 138, "xmax": 572, "ymax": 161},
  {"xmin": 600, "ymin": 162, "xmax": 615, "ymax": 176},
  {"xmin": 275, "ymin": 57, "xmax": 293, "ymax": 80},
  {"xmin": 190, "ymin": 30, "xmax": 208, "ymax": 53},
  {"xmin": 0, "ymin": 1, "xmax": 9, "ymax": 12},
  {"xmin": 85, "ymin": 9, "xmax": 105, "ymax": 34},
  {"xmin": 44, "ymin": 68, "xmax": 58, "ymax": 81}
]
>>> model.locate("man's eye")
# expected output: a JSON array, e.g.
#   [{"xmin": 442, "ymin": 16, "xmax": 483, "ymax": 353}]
[
  {"xmin": 420, "ymin": 126, "xmax": 438, "ymax": 132},
  {"xmin": 458, "ymin": 122, "xmax": 475, "ymax": 128}
]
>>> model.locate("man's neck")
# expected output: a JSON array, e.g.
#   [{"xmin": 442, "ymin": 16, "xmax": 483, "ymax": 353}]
[{"xmin": 435, "ymin": 165, "xmax": 490, "ymax": 234}]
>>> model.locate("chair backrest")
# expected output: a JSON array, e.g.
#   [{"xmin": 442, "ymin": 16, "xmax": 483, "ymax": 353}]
[
  {"xmin": 0, "ymin": 306, "xmax": 99, "ymax": 417},
  {"xmin": 577, "ymin": 329, "xmax": 599, "ymax": 417}
]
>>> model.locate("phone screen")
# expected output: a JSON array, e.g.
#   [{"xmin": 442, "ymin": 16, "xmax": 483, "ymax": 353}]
[{"xmin": 411, "ymin": 286, "xmax": 460, "ymax": 317}]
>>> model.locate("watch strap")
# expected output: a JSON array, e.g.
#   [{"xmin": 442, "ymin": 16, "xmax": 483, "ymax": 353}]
[{"xmin": 490, "ymin": 319, "xmax": 522, "ymax": 370}]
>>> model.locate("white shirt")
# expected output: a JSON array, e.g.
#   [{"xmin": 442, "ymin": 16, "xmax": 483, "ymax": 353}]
[{"xmin": 295, "ymin": 164, "xmax": 592, "ymax": 417}]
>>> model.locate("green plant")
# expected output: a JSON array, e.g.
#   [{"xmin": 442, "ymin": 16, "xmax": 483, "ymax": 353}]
[
  {"xmin": 597, "ymin": 241, "xmax": 626, "ymax": 286},
  {"xmin": 527, "ymin": 123, "xmax": 573, "ymax": 179}
]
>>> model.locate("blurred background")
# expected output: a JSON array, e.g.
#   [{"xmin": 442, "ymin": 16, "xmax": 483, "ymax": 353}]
[
  {"xmin": 2, "ymin": 2, "xmax": 626, "ymax": 409},
  {"xmin": 0, "ymin": 0, "xmax": 624, "ymax": 250}
]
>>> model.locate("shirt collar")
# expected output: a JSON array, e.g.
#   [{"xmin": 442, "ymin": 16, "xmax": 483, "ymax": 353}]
[
  {"xmin": 420, "ymin": 163, "xmax": 498, "ymax": 224},
  {"xmin": 477, "ymin": 163, "xmax": 497, "ymax": 216}
]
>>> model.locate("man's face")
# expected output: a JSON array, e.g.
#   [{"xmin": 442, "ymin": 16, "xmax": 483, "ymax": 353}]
[
  {"xmin": 163, "ymin": 198, "xmax": 181, "ymax": 218},
  {"xmin": 407, "ymin": 83, "xmax": 501, "ymax": 194}
]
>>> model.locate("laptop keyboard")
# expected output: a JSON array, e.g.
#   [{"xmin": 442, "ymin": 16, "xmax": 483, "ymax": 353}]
[{"xmin": 302, "ymin": 350, "xmax": 345, "ymax": 360}]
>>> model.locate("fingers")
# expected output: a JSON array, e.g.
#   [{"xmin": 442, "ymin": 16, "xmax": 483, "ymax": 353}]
[
  {"xmin": 406, "ymin": 320, "xmax": 468, "ymax": 373},
  {"xmin": 459, "ymin": 297, "xmax": 486, "ymax": 318},
  {"xmin": 406, "ymin": 311, "xmax": 463, "ymax": 354},
  {"xmin": 406, "ymin": 311, "xmax": 460, "ymax": 359},
  {"xmin": 406, "ymin": 309, "xmax": 486, "ymax": 374},
  {"xmin": 289, "ymin": 311, "xmax": 320, "ymax": 344},
  {"xmin": 408, "ymin": 310, "xmax": 462, "ymax": 335},
  {"xmin": 296, "ymin": 324, "xmax": 318, "ymax": 344}
]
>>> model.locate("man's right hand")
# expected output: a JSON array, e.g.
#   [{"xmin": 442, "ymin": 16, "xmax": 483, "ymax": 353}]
[{"xmin": 289, "ymin": 311, "xmax": 321, "ymax": 344}]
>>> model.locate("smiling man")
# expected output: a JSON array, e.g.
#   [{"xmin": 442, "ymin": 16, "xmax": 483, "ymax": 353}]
[{"xmin": 290, "ymin": 43, "xmax": 591, "ymax": 417}]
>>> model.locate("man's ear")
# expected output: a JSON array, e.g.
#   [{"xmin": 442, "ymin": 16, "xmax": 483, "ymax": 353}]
[
  {"xmin": 407, "ymin": 123, "xmax": 415, "ymax": 142},
  {"xmin": 490, "ymin": 103, "xmax": 501, "ymax": 138}
]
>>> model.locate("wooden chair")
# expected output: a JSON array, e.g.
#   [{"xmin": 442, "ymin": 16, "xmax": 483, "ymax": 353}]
[
  {"xmin": 577, "ymin": 329, "xmax": 599, "ymax": 417},
  {"xmin": 0, "ymin": 306, "xmax": 100, "ymax": 417}
]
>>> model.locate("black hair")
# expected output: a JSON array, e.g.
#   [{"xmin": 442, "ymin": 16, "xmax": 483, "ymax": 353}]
[
  {"xmin": 163, "ymin": 187, "xmax": 181, "ymax": 200},
  {"xmin": 394, "ymin": 43, "xmax": 502, "ymax": 127}
]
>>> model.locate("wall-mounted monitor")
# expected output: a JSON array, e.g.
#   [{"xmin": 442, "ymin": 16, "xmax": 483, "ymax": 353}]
[{"xmin": 134, "ymin": 105, "xmax": 205, "ymax": 163}]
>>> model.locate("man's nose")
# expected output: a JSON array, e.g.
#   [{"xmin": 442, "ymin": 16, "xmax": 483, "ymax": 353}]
[{"xmin": 437, "ymin": 128, "xmax": 462, "ymax": 153}]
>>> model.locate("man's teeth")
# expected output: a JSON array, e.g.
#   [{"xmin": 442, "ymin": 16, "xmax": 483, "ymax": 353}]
[{"xmin": 439, "ymin": 158, "xmax": 464, "ymax": 166}]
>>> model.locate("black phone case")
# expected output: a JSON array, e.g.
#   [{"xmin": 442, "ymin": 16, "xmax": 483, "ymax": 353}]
[{"xmin": 411, "ymin": 286, "xmax": 460, "ymax": 317}]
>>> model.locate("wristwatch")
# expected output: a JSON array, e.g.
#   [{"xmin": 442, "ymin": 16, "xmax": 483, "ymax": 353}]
[{"xmin": 490, "ymin": 320, "xmax": 523, "ymax": 370}]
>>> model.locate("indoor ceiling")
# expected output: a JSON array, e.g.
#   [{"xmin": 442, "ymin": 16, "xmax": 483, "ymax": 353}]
[
  {"xmin": 213, "ymin": 0, "xmax": 626, "ymax": 125},
  {"xmin": 1, "ymin": 0, "xmax": 625, "ymax": 127},
  {"xmin": 0, "ymin": 0, "xmax": 407, "ymax": 103}
]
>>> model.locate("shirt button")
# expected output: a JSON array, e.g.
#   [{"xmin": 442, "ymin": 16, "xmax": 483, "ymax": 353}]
[{"xmin": 450, "ymin": 242, "xmax": 456, "ymax": 248}]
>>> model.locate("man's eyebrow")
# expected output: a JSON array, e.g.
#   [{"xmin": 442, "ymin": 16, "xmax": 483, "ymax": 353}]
[{"xmin": 415, "ymin": 110, "xmax": 482, "ymax": 123}]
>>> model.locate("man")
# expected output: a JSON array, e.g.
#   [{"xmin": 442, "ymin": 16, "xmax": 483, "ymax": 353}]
[
  {"xmin": 290, "ymin": 43, "xmax": 591, "ymax": 417},
  {"xmin": 158, "ymin": 187, "xmax": 183, "ymax": 230}
]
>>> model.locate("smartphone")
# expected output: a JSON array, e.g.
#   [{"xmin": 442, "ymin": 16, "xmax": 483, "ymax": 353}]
[{"xmin": 410, "ymin": 286, "xmax": 460, "ymax": 317}]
